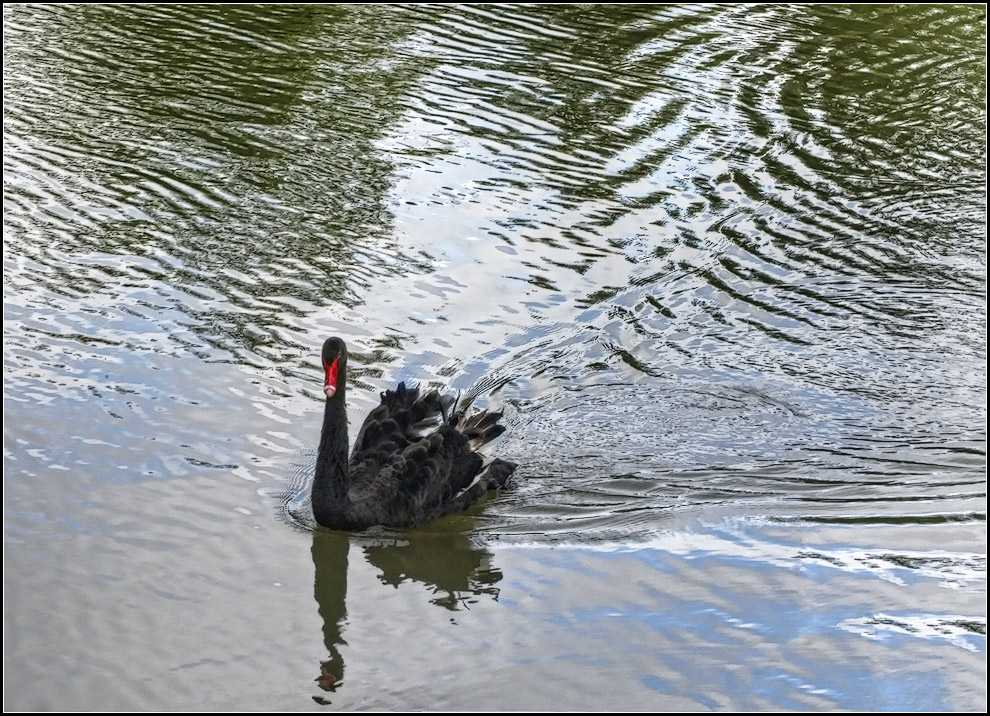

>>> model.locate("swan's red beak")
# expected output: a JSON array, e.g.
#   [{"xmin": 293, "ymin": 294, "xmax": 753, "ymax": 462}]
[{"xmin": 323, "ymin": 357, "xmax": 339, "ymax": 398}]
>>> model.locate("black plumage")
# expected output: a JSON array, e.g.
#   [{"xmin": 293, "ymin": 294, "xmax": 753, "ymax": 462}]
[{"xmin": 312, "ymin": 337, "xmax": 516, "ymax": 529}]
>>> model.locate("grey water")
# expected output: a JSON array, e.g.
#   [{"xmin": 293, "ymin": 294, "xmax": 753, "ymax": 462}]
[{"xmin": 3, "ymin": 4, "xmax": 985, "ymax": 711}]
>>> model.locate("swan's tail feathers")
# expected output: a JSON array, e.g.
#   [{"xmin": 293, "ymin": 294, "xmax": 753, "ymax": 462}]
[
  {"xmin": 461, "ymin": 410, "xmax": 508, "ymax": 450},
  {"xmin": 484, "ymin": 458, "xmax": 516, "ymax": 489},
  {"xmin": 441, "ymin": 457, "xmax": 516, "ymax": 518}
]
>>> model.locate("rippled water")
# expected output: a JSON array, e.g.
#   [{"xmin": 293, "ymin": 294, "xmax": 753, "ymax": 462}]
[{"xmin": 4, "ymin": 3, "xmax": 986, "ymax": 710}]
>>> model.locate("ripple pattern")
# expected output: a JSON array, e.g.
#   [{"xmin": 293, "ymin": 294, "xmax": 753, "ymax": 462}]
[{"xmin": 3, "ymin": 5, "xmax": 985, "ymax": 709}]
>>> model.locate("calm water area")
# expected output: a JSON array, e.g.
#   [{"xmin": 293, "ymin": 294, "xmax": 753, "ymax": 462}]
[{"xmin": 3, "ymin": 4, "xmax": 986, "ymax": 711}]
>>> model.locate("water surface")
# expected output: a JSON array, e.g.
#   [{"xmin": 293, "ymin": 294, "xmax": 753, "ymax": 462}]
[{"xmin": 3, "ymin": 3, "xmax": 985, "ymax": 710}]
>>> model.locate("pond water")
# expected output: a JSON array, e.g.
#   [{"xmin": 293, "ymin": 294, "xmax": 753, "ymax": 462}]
[{"xmin": 3, "ymin": 4, "xmax": 985, "ymax": 711}]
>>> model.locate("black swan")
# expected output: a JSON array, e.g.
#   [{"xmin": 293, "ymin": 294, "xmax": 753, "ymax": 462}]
[{"xmin": 312, "ymin": 337, "xmax": 516, "ymax": 529}]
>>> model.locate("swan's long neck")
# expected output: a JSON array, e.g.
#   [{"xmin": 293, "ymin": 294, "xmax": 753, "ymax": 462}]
[{"xmin": 313, "ymin": 386, "xmax": 353, "ymax": 528}]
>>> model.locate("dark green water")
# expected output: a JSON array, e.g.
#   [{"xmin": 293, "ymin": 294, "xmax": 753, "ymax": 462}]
[{"xmin": 4, "ymin": 4, "xmax": 985, "ymax": 710}]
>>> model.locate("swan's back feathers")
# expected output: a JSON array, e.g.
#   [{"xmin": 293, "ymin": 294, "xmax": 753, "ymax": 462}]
[{"xmin": 346, "ymin": 383, "xmax": 515, "ymax": 526}]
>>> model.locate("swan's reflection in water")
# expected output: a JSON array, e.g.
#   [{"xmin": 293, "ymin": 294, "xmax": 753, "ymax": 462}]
[
  {"xmin": 364, "ymin": 533, "xmax": 503, "ymax": 610},
  {"xmin": 311, "ymin": 532, "xmax": 349, "ymax": 701},
  {"xmin": 310, "ymin": 529, "xmax": 502, "ymax": 702}
]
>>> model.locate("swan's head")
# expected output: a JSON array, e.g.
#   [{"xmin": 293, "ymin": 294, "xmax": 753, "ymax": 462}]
[{"xmin": 321, "ymin": 337, "xmax": 347, "ymax": 398}]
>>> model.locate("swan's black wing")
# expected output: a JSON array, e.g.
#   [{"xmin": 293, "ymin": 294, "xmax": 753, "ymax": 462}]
[
  {"xmin": 347, "ymin": 383, "xmax": 514, "ymax": 527},
  {"xmin": 349, "ymin": 382, "xmax": 451, "ymax": 464}
]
